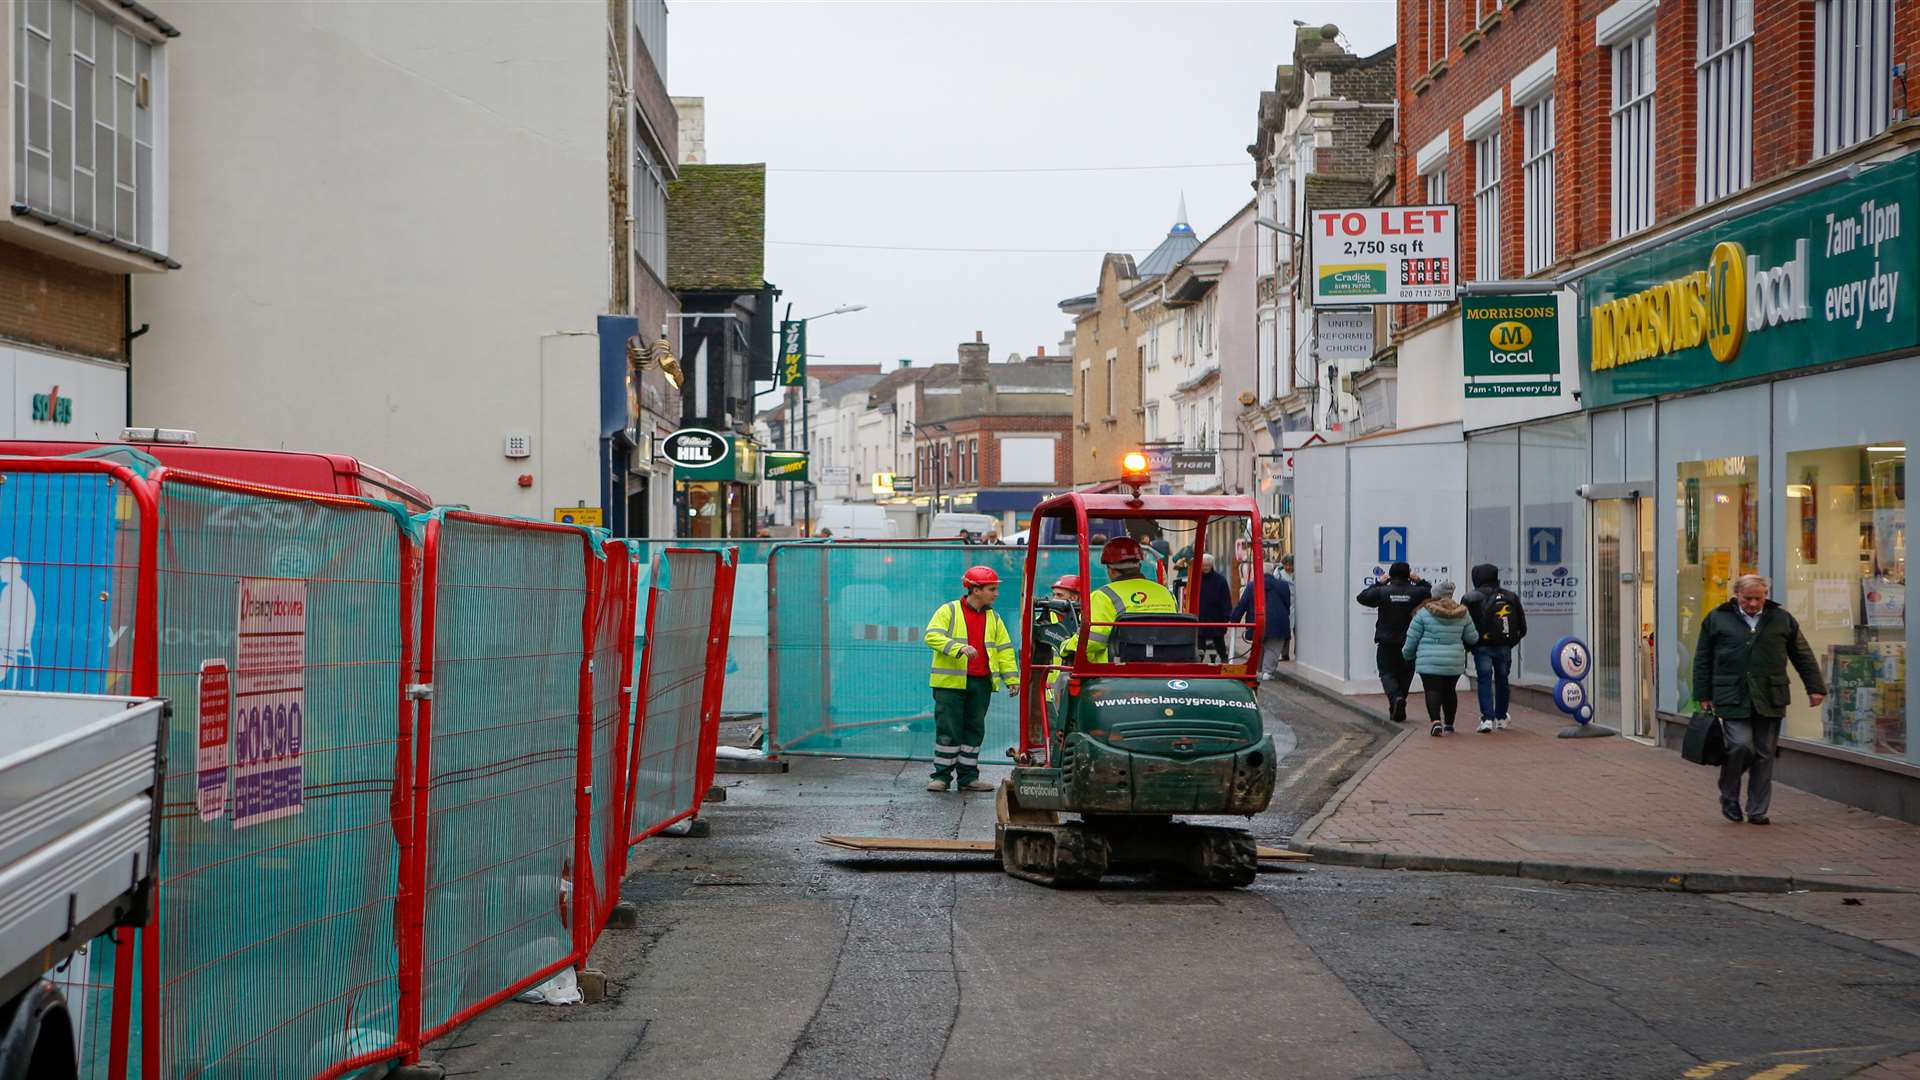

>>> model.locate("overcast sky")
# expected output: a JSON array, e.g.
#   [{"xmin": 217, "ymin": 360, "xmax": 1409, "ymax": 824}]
[{"xmin": 669, "ymin": 1, "xmax": 1396, "ymax": 369}]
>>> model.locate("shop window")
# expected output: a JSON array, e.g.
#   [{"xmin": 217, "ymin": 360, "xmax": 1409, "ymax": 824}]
[
  {"xmin": 1783, "ymin": 443, "xmax": 1906, "ymax": 760},
  {"xmin": 1675, "ymin": 455, "xmax": 1760, "ymax": 710},
  {"xmin": 1517, "ymin": 417, "xmax": 1589, "ymax": 685}
]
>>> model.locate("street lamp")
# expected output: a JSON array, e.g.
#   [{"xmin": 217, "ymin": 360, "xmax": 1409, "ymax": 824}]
[
  {"xmin": 785, "ymin": 302, "xmax": 869, "ymax": 536},
  {"xmin": 909, "ymin": 419, "xmax": 950, "ymax": 520}
]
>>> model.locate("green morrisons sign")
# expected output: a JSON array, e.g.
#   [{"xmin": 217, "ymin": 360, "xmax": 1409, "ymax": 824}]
[
  {"xmin": 1579, "ymin": 154, "xmax": 1920, "ymax": 408},
  {"xmin": 1462, "ymin": 294, "xmax": 1562, "ymax": 398},
  {"xmin": 764, "ymin": 450, "xmax": 808, "ymax": 481}
]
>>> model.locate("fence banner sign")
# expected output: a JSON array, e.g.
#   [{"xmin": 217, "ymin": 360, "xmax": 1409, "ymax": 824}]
[
  {"xmin": 232, "ymin": 578, "xmax": 306, "ymax": 829},
  {"xmin": 1462, "ymin": 294, "xmax": 1562, "ymax": 397},
  {"xmin": 196, "ymin": 659, "xmax": 230, "ymax": 822},
  {"xmin": 766, "ymin": 450, "xmax": 809, "ymax": 481},
  {"xmin": 777, "ymin": 320, "xmax": 807, "ymax": 387},
  {"xmin": 1309, "ymin": 204, "xmax": 1458, "ymax": 307}
]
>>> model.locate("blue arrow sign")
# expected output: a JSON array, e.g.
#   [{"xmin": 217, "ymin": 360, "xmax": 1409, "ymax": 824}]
[
  {"xmin": 1378, "ymin": 526, "xmax": 1408, "ymax": 563},
  {"xmin": 1528, "ymin": 526, "xmax": 1563, "ymax": 565}
]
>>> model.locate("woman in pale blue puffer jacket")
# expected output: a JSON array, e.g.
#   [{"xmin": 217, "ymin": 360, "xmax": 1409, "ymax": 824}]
[{"xmin": 1402, "ymin": 581, "xmax": 1479, "ymax": 736}]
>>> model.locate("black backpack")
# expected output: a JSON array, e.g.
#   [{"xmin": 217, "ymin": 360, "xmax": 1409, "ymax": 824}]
[{"xmin": 1478, "ymin": 589, "xmax": 1526, "ymax": 646}]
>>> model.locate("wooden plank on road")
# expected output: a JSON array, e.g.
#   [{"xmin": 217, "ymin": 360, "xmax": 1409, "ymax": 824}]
[{"xmin": 817, "ymin": 835, "xmax": 1310, "ymax": 861}]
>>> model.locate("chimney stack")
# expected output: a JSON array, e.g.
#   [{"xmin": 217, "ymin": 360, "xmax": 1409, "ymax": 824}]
[
  {"xmin": 1037, "ymin": 345, "xmax": 1046, "ymax": 358},
  {"xmin": 958, "ymin": 334, "xmax": 990, "ymax": 385}
]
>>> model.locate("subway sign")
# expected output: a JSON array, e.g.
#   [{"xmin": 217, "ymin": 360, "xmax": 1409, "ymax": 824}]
[{"xmin": 1578, "ymin": 154, "xmax": 1918, "ymax": 408}]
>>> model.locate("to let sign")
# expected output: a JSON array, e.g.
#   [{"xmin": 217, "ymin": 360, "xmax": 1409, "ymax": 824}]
[
  {"xmin": 777, "ymin": 320, "xmax": 807, "ymax": 387},
  {"xmin": 1461, "ymin": 294, "xmax": 1562, "ymax": 398},
  {"xmin": 1309, "ymin": 205, "xmax": 1458, "ymax": 307}
]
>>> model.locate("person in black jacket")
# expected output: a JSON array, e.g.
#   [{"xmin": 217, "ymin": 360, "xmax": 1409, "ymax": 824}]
[
  {"xmin": 1692, "ymin": 574, "xmax": 1827, "ymax": 824},
  {"xmin": 1356, "ymin": 562, "xmax": 1430, "ymax": 724},
  {"xmin": 1197, "ymin": 554, "xmax": 1235, "ymax": 662},
  {"xmin": 1462, "ymin": 563, "xmax": 1528, "ymax": 733},
  {"xmin": 1231, "ymin": 565, "xmax": 1293, "ymax": 680}
]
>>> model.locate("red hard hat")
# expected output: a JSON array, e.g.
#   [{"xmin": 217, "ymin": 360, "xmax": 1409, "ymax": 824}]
[
  {"xmin": 1100, "ymin": 536, "xmax": 1145, "ymax": 565},
  {"xmin": 1053, "ymin": 575, "xmax": 1082, "ymax": 594},
  {"xmin": 962, "ymin": 565, "xmax": 1001, "ymax": 589}
]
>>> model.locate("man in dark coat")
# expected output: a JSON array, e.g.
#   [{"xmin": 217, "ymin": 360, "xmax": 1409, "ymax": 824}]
[
  {"xmin": 1231, "ymin": 564, "xmax": 1293, "ymax": 680},
  {"xmin": 1356, "ymin": 562, "xmax": 1430, "ymax": 724},
  {"xmin": 1197, "ymin": 554, "xmax": 1235, "ymax": 662},
  {"xmin": 1693, "ymin": 574, "xmax": 1827, "ymax": 824}
]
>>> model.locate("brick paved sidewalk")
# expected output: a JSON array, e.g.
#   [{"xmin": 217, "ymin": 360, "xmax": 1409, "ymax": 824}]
[{"xmin": 1290, "ymin": 683, "xmax": 1920, "ymax": 904}]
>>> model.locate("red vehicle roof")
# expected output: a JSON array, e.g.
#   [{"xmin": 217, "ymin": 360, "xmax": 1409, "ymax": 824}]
[{"xmin": 0, "ymin": 439, "xmax": 435, "ymax": 511}]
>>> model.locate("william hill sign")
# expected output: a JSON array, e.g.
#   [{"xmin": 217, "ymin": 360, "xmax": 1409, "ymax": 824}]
[{"xmin": 1578, "ymin": 155, "xmax": 1919, "ymax": 408}]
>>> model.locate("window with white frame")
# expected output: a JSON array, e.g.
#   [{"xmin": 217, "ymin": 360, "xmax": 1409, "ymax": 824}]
[
  {"xmin": 1105, "ymin": 352, "xmax": 1116, "ymax": 418},
  {"xmin": 1477, "ymin": 0, "xmax": 1504, "ymax": 24},
  {"xmin": 634, "ymin": 124, "xmax": 668, "ymax": 278},
  {"xmin": 1814, "ymin": 0, "xmax": 1893, "ymax": 157},
  {"xmin": 1256, "ymin": 310, "xmax": 1276, "ymax": 402},
  {"xmin": 1697, "ymin": 0, "xmax": 1753, "ymax": 203},
  {"xmin": 1610, "ymin": 30, "xmax": 1656, "ymax": 238},
  {"xmin": 1473, "ymin": 130, "xmax": 1502, "ymax": 281},
  {"xmin": 1145, "ymin": 402, "xmax": 1159, "ymax": 441},
  {"xmin": 1256, "ymin": 185, "xmax": 1277, "ymax": 277},
  {"xmin": 1423, "ymin": 165, "xmax": 1449, "ymax": 317},
  {"xmin": 1192, "ymin": 294, "xmax": 1217, "ymax": 361},
  {"xmin": 1522, "ymin": 95, "xmax": 1556, "ymax": 273},
  {"xmin": 11, "ymin": 0, "xmax": 167, "ymax": 253}
]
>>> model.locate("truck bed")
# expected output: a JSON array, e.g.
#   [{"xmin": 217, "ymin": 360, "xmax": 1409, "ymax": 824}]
[{"xmin": 0, "ymin": 692, "xmax": 166, "ymax": 1006}]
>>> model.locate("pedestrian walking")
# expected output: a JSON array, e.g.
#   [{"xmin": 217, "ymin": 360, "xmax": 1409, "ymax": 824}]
[
  {"xmin": 1401, "ymin": 581, "xmax": 1478, "ymax": 736},
  {"xmin": 1197, "ymin": 553, "xmax": 1234, "ymax": 662},
  {"xmin": 1356, "ymin": 562, "xmax": 1431, "ymax": 724},
  {"xmin": 1279, "ymin": 554, "xmax": 1296, "ymax": 657},
  {"xmin": 1692, "ymin": 574, "xmax": 1827, "ymax": 824},
  {"xmin": 1462, "ymin": 563, "xmax": 1528, "ymax": 733},
  {"xmin": 1231, "ymin": 563, "xmax": 1292, "ymax": 679},
  {"xmin": 923, "ymin": 566, "xmax": 1021, "ymax": 793}
]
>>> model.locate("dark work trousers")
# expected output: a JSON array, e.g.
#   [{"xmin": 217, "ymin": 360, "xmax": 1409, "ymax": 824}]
[
  {"xmin": 1419, "ymin": 673, "xmax": 1460, "ymax": 728},
  {"xmin": 1719, "ymin": 715, "xmax": 1782, "ymax": 817},
  {"xmin": 932, "ymin": 675, "xmax": 995, "ymax": 784},
  {"xmin": 1473, "ymin": 645, "xmax": 1513, "ymax": 720},
  {"xmin": 1377, "ymin": 641, "xmax": 1416, "ymax": 702}
]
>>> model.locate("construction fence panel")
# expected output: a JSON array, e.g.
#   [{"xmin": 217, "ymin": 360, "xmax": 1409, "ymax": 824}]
[
  {"xmin": 584, "ymin": 541, "xmax": 635, "ymax": 931},
  {"xmin": 767, "ymin": 545, "xmax": 1148, "ymax": 763},
  {"xmin": 413, "ymin": 513, "xmax": 593, "ymax": 1042},
  {"xmin": 633, "ymin": 539, "xmax": 774, "ymax": 718},
  {"xmin": 146, "ymin": 472, "xmax": 415, "ymax": 1079},
  {"xmin": 0, "ymin": 456, "xmax": 159, "ymax": 1080},
  {"xmin": 625, "ymin": 549, "xmax": 726, "ymax": 842}
]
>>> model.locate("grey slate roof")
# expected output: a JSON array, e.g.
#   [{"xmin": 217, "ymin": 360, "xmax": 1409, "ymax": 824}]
[{"xmin": 1137, "ymin": 219, "xmax": 1199, "ymax": 279}]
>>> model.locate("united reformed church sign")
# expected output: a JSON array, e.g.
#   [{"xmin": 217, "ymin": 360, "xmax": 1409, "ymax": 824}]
[{"xmin": 1578, "ymin": 155, "xmax": 1919, "ymax": 408}]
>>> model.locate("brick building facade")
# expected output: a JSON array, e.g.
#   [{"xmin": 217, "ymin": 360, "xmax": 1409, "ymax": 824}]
[{"xmin": 1397, "ymin": 0, "xmax": 1920, "ymax": 306}]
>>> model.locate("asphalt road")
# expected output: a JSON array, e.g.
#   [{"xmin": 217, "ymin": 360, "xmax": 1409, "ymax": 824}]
[{"xmin": 423, "ymin": 683, "xmax": 1920, "ymax": 1080}]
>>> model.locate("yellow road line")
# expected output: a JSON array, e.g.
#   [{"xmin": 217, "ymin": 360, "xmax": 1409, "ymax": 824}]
[
  {"xmin": 1681, "ymin": 1063, "xmax": 1739, "ymax": 1078},
  {"xmin": 1745, "ymin": 1066, "xmax": 1811, "ymax": 1080}
]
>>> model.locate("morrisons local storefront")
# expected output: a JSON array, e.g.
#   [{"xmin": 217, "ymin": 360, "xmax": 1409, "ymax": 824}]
[{"xmin": 1573, "ymin": 150, "xmax": 1919, "ymax": 810}]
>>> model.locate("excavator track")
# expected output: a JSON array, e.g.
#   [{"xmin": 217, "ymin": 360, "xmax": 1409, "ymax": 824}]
[{"xmin": 994, "ymin": 780, "xmax": 1257, "ymax": 889}]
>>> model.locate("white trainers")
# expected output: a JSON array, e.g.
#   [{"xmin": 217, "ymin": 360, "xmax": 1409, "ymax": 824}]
[
  {"xmin": 1476, "ymin": 718, "xmax": 1495, "ymax": 733},
  {"xmin": 1496, "ymin": 716, "xmax": 1510, "ymax": 730},
  {"xmin": 926, "ymin": 778, "xmax": 950, "ymax": 792}
]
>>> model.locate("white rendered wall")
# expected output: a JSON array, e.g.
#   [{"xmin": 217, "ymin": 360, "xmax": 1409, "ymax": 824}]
[{"xmin": 132, "ymin": 3, "xmax": 609, "ymax": 515}]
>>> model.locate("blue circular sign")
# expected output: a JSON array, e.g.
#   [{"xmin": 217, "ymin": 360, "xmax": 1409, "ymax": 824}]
[
  {"xmin": 1554, "ymin": 677, "xmax": 1587, "ymax": 715},
  {"xmin": 1550, "ymin": 636, "xmax": 1592, "ymax": 681}
]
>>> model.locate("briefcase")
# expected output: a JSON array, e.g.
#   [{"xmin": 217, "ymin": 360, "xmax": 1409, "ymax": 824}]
[{"xmin": 1681, "ymin": 710, "xmax": 1727, "ymax": 766}]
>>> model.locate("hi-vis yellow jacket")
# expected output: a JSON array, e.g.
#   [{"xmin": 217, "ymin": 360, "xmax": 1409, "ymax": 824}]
[
  {"xmin": 1080, "ymin": 577, "xmax": 1178, "ymax": 663},
  {"xmin": 924, "ymin": 599, "xmax": 1021, "ymax": 691}
]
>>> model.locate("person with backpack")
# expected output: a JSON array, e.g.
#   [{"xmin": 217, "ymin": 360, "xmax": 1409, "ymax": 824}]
[
  {"xmin": 1402, "ymin": 581, "xmax": 1479, "ymax": 736},
  {"xmin": 1462, "ymin": 563, "xmax": 1528, "ymax": 733},
  {"xmin": 1356, "ymin": 562, "xmax": 1431, "ymax": 724}
]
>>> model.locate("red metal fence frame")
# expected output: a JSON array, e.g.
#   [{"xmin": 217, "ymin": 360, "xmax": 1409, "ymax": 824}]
[
  {"xmin": 0, "ymin": 461, "xmax": 735, "ymax": 1077},
  {"xmin": 146, "ymin": 468, "xmax": 421, "ymax": 1080}
]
